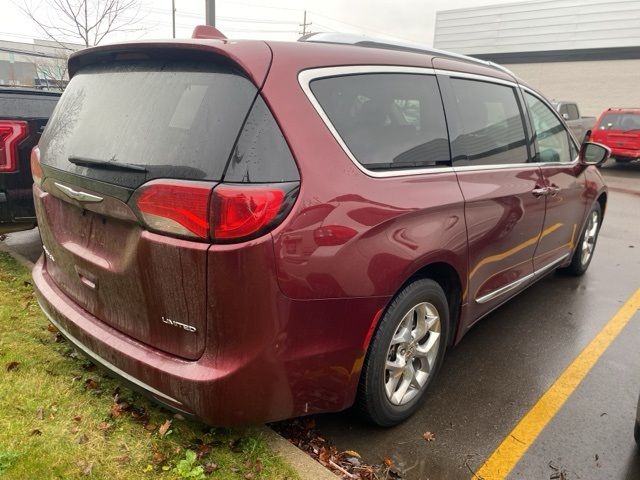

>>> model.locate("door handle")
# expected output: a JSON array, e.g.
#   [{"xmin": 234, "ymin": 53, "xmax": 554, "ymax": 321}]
[
  {"xmin": 531, "ymin": 187, "xmax": 549, "ymax": 197},
  {"xmin": 547, "ymin": 184, "xmax": 561, "ymax": 196}
]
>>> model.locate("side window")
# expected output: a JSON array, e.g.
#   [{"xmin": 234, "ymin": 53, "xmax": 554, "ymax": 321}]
[
  {"xmin": 447, "ymin": 78, "xmax": 529, "ymax": 166},
  {"xmin": 525, "ymin": 93, "xmax": 573, "ymax": 163},
  {"xmin": 566, "ymin": 104, "xmax": 579, "ymax": 121},
  {"xmin": 310, "ymin": 73, "xmax": 450, "ymax": 170},
  {"xmin": 559, "ymin": 104, "xmax": 569, "ymax": 118}
]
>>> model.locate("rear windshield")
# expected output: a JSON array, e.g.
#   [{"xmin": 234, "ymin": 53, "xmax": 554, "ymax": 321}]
[
  {"xmin": 597, "ymin": 112, "xmax": 640, "ymax": 131},
  {"xmin": 39, "ymin": 60, "xmax": 257, "ymax": 188}
]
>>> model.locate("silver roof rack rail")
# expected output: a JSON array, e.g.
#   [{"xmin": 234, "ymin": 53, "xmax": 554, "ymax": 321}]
[{"xmin": 299, "ymin": 32, "xmax": 515, "ymax": 77}]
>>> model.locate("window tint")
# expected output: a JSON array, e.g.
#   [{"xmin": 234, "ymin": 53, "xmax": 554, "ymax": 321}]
[
  {"xmin": 310, "ymin": 73, "xmax": 450, "ymax": 170},
  {"xmin": 525, "ymin": 93, "xmax": 572, "ymax": 163},
  {"xmin": 39, "ymin": 60, "xmax": 257, "ymax": 189},
  {"xmin": 447, "ymin": 78, "xmax": 529, "ymax": 166}
]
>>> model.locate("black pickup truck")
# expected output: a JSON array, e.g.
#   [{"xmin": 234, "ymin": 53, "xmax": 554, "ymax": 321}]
[{"xmin": 0, "ymin": 88, "xmax": 60, "ymax": 234}]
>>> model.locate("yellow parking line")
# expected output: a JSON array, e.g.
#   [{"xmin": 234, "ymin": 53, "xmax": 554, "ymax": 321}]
[{"xmin": 474, "ymin": 288, "xmax": 640, "ymax": 480}]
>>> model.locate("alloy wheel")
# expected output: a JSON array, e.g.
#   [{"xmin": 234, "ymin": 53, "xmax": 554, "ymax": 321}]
[
  {"xmin": 384, "ymin": 302, "xmax": 441, "ymax": 406},
  {"xmin": 580, "ymin": 210, "xmax": 599, "ymax": 266}
]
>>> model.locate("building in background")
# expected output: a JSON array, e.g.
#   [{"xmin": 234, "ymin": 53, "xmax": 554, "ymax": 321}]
[
  {"xmin": 0, "ymin": 39, "xmax": 82, "ymax": 90},
  {"xmin": 434, "ymin": 0, "xmax": 640, "ymax": 116}
]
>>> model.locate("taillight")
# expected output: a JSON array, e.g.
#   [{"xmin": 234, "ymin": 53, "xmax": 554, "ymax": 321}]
[
  {"xmin": 212, "ymin": 184, "xmax": 292, "ymax": 241},
  {"xmin": 133, "ymin": 180, "xmax": 213, "ymax": 240},
  {"xmin": 0, "ymin": 120, "xmax": 28, "ymax": 173},
  {"xmin": 132, "ymin": 180, "xmax": 298, "ymax": 242},
  {"xmin": 31, "ymin": 146, "xmax": 43, "ymax": 185}
]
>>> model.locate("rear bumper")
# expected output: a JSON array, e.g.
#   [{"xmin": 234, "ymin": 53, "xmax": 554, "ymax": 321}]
[{"xmin": 33, "ymin": 255, "xmax": 388, "ymax": 425}]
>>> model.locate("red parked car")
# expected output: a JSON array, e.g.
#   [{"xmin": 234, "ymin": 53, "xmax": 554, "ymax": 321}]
[
  {"xmin": 589, "ymin": 108, "xmax": 640, "ymax": 163},
  {"xmin": 32, "ymin": 30, "xmax": 610, "ymax": 427}
]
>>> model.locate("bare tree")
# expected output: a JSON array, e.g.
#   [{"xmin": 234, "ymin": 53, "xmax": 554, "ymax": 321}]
[
  {"xmin": 19, "ymin": 0, "xmax": 144, "ymax": 50},
  {"xmin": 30, "ymin": 48, "xmax": 70, "ymax": 90}
]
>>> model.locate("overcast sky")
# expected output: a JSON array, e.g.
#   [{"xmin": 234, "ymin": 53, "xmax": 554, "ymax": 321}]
[{"xmin": 1, "ymin": 0, "xmax": 518, "ymax": 47}]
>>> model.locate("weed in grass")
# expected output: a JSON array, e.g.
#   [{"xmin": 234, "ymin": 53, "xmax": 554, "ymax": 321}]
[{"xmin": 174, "ymin": 450, "xmax": 206, "ymax": 479}]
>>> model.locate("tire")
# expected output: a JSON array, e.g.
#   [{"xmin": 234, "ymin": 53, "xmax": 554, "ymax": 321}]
[
  {"xmin": 561, "ymin": 203, "xmax": 602, "ymax": 276},
  {"xmin": 635, "ymin": 420, "xmax": 640, "ymax": 446},
  {"xmin": 356, "ymin": 279, "xmax": 450, "ymax": 427}
]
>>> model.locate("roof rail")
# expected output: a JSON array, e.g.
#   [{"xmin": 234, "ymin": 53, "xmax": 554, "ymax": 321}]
[{"xmin": 298, "ymin": 32, "xmax": 515, "ymax": 77}]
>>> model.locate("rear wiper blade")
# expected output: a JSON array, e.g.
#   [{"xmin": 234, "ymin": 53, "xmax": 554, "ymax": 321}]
[{"xmin": 68, "ymin": 155, "xmax": 147, "ymax": 172}]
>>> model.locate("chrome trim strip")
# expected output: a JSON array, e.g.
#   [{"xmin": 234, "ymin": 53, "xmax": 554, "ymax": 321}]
[
  {"xmin": 54, "ymin": 182, "xmax": 104, "ymax": 203},
  {"xmin": 298, "ymin": 66, "xmax": 454, "ymax": 178},
  {"xmin": 453, "ymin": 162, "xmax": 536, "ymax": 172},
  {"xmin": 534, "ymin": 253, "xmax": 570, "ymax": 277},
  {"xmin": 298, "ymin": 66, "xmax": 575, "ymax": 178},
  {"xmin": 434, "ymin": 69, "xmax": 517, "ymax": 87},
  {"xmin": 475, "ymin": 272, "xmax": 535, "ymax": 304},
  {"xmin": 475, "ymin": 253, "xmax": 571, "ymax": 304},
  {"xmin": 37, "ymin": 299, "xmax": 182, "ymax": 405}
]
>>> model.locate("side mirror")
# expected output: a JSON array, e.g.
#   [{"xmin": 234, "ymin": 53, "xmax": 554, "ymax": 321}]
[
  {"xmin": 562, "ymin": 113, "xmax": 570, "ymax": 120},
  {"xmin": 579, "ymin": 142, "xmax": 610, "ymax": 166}
]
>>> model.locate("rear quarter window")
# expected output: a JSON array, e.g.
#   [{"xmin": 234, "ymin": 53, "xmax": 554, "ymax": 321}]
[{"xmin": 309, "ymin": 73, "xmax": 450, "ymax": 171}]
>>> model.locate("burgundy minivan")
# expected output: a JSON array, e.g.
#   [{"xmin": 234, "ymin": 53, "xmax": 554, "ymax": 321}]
[{"xmin": 32, "ymin": 30, "xmax": 609, "ymax": 427}]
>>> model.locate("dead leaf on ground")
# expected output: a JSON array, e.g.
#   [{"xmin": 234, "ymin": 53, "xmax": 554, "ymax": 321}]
[
  {"xmin": 47, "ymin": 323, "xmax": 58, "ymax": 333},
  {"xmin": 36, "ymin": 407, "xmax": 44, "ymax": 420},
  {"xmin": 151, "ymin": 452, "xmax": 166, "ymax": 465},
  {"xmin": 130, "ymin": 406, "xmax": 149, "ymax": 423},
  {"xmin": 114, "ymin": 454, "xmax": 130, "ymax": 465},
  {"xmin": 423, "ymin": 431, "xmax": 435, "ymax": 442},
  {"xmin": 84, "ymin": 378, "xmax": 98, "ymax": 390},
  {"xmin": 144, "ymin": 423, "xmax": 157, "ymax": 432},
  {"xmin": 81, "ymin": 462, "xmax": 93, "ymax": 476},
  {"xmin": 30, "ymin": 429, "xmax": 42, "ymax": 436},
  {"xmin": 383, "ymin": 457, "xmax": 394, "ymax": 468},
  {"xmin": 110, "ymin": 401, "xmax": 131, "ymax": 418},
  {"xmin": 73, "ymin": 415, "xmax": 82, "ymax": 422},
  {"xmin": 6, "ymin": 361, "xmax": 19, "ymax": 371},
  {"xmin": 98, "ymin": 422, "xmax": 111, "ymax": 431},
  {"xmin": 196, "ymin": 444, "xmax": 210, "ymax": 459},
  {"xmin": 77, "ymin": 433, "xmax": 89, "ymax": 444},
  {"xmin": 204, "ymin": 462, "xmax": 219, "ymax": 474},
  {"xmin": 158, "ymin": 419, "xmax": 172, "ymax": 437},
  {"xmin": 70, "ymin": 426, "xmax": 80, "ymax": 434}
]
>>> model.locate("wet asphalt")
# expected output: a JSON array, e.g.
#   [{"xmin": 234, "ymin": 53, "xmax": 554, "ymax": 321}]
[{"xmin": 2, "ymin": 161, "xmax": 639, "ymax": 479}]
